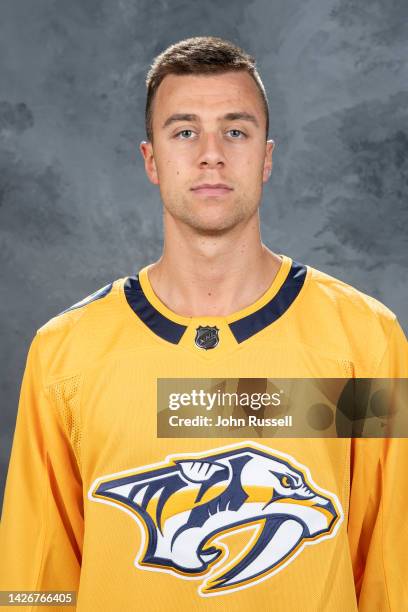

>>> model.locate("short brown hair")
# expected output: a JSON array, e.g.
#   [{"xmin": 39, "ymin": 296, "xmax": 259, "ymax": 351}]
[{"xmin": 145, "ymin": 36, "xmax": 269, "ymax": 143}]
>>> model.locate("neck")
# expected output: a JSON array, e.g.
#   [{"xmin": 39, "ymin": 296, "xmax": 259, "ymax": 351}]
[{"xmin": 146, "ymin": 212, "xmax": 283, "ymax": 318}]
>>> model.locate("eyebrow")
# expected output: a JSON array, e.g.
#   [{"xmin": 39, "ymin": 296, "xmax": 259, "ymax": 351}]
[{"xmin": 162, "ymin": 112, "xmax": 259, "ymax": 129}]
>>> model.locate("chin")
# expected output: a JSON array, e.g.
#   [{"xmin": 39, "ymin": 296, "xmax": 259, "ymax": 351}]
[
  {"xmin": 165, "ymin": 201, "xmax": 250, "ymax": 232},
  {"xmin": 188, "ymin": 217, "xmax": 243, "ymax": 235}
]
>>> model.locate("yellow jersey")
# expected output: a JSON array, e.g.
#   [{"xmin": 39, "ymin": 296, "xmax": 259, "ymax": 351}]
[{"xmin": 1, "ymin": 253, "xmax": 407, "ymax": 611}]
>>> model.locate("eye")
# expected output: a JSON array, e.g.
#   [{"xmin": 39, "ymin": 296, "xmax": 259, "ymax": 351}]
[
  {"xmin": 279, "ymin": 474, "xmax": 301, "ymax": 489},
  {"xmin": 227, "ymin": 129, "xmax": 246, "ymax": 138},
  {"xmin": 281, "ymin": 476, "xmax": 292, "ymax": 488},
  {"xmin": 175, "ymin": 129, "xmax": 195, "ymax": 139},
  {"xmin": 270, "ymin": 469, "xmax": 302, "ymax": 489}
]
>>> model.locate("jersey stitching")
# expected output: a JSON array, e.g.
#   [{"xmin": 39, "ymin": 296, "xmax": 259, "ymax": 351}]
[
  {"xmin": 34, "ymin": 335, "xmax": 83, "ymax": 595},
  {"xmin": 380, "ymin": 453, "xmax": 392, "ymax": 611},
  {"xmin": 77, "ymin": 372, "xmax": 85, "ymax": 475},
  {"xmin": 342, "ymin": 438, "xmax": 351, "ymax": 529},
  {"xmin": 31, "ymin": 335, "xmax": 51, "ymax": 606},
  {"xmin": 372, "ymin": 316, "xmax": 397, "ymax": 376}
]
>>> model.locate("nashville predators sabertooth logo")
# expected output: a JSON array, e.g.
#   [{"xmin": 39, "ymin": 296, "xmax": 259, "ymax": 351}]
[{"xmin": 88, "ymin": 442, "xmax": 343, "ymax": 597}]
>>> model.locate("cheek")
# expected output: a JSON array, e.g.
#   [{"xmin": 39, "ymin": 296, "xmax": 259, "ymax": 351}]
[
  {"xmin": 239, "ymin": 157, "xmax": 263, "ymax": 179},
  {"xmin": 237, "ymin": 146, "xmax": 262, "ymax": 167},
  {"xmin": 156, "ymin": 155, "xmax": 176, "ymax": 177},
  {"xmin": 158, "ymin": 159, "xmax": 186, "ymax": 188},
  {"xmin": 163, "ymin": 153, "xmax": 183, "ymax": 171}
]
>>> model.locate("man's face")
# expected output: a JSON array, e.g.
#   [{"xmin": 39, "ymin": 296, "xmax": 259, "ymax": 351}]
[{"xmin": 140, "ymin": 70, "xmax": 274, "ymax": 234}]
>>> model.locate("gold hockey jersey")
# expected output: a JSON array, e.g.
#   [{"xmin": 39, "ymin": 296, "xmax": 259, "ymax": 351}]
[{"xmin": 1, "ymin": 253, "xmax": 407, "ymax": 611}]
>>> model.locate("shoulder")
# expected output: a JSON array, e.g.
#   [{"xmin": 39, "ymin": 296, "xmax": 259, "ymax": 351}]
[
  {"xmin": 305, "ymin": 263, "xmax": 397, "ymax": 325},
  {"xmin": 37, "ymin": 277, "xmax": 122, "ymax": 335},
  {"xmin": 299, "ymin": 262, "xmax": 398, "ymax": 371},
  {"xmin": 33, "ymin": 277, "xmax": 128, "ymax": 384}
]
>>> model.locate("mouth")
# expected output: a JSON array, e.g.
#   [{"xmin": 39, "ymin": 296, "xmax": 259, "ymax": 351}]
[
  {"xmin": 190, "ymin": 184, "xmax": 233, "ymax": 197},
  {"xmin": 202, "ymin": 516, "xmax": 304, "ymax": 590}
]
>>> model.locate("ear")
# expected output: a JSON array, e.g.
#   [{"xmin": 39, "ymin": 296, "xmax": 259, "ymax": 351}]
[
  {"xmin": 139, "ymin": 140, "xmax": 159, "ymax": 185},
  {"xmin": 262, "ymin": 139, "xmax": 275, "ymax": 183}
]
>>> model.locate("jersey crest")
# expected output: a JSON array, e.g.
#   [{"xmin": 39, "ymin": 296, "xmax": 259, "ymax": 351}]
[{"xmin": 88, "ymin": 441, "xmax": 343, "ymax": 596}]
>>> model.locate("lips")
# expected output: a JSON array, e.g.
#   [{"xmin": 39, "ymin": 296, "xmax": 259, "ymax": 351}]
[{"xmin": 191, "ymin": 183, "xmax": 233, "ymax": 196}]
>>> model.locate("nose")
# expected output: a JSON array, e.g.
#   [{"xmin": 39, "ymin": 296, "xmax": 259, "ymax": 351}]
[{"xmin": 197, "ymin": 132, "xmax": 226, "ymax": 169}]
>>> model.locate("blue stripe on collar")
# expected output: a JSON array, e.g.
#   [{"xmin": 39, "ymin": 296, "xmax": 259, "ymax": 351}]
[
  {"xmin": 228, "ymin": 261, "xmax": 307, "ymax": 343},
  {"xmin": 124, "ymin": 276, "xmax": 187, "ymax": 344}
]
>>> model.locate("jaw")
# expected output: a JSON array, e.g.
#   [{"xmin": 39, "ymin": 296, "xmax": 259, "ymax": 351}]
[
  {"xmin": 204, "ymin": 515, "xmax": 305, "ymax": 589},
  {"xmin": 162, "ymin": 191, "xmax": 259, "ymax": 236},
  {"xmin": 154, "ymin": 498, "xmax": 335, "ymax": 586},
  {"xmin": 154, "ymin": 512, "xmax": 306, "ymax": 577}
]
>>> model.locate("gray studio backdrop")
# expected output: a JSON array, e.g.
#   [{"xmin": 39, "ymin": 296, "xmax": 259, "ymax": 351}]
[{"xmin": 1, "ymin": 0, "xmax": 407, "ymax": 504}]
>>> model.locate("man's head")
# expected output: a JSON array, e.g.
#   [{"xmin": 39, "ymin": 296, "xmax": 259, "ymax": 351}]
[
  {"xmin": 144, "ymin": 36, "xmax": 269, "ymax": 145},
  {"xmin": 140, "ymin": 36, "xmax": 274, "ymax": 235}
]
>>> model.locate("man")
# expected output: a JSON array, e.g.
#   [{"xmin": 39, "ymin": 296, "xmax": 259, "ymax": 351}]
[{"xmin": 1, "ymin": 36, "xmax": 407, "ymax": 611}]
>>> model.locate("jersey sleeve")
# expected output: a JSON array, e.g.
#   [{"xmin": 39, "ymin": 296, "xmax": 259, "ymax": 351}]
[
  {"xmin": 0, "ymin": 331, "xmax": 83, "ymax": 602},
  {"xmin": 347, "ymin": 316, "xmax": 408, "ymax": 610}
]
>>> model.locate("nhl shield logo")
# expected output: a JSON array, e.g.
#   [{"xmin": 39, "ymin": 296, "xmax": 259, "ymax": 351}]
[{"xmin": 195, "ymin": 325, "xmax": 219, "ymax": 350}]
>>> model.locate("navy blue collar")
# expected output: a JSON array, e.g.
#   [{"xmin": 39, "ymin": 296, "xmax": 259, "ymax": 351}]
[
  {"xmin": 229, "ymin": 260, "xmax": 307, "ymax": 342},
  {"xmin": 124, "ymin": 260, "xmax": 307, "ymax": 345}
]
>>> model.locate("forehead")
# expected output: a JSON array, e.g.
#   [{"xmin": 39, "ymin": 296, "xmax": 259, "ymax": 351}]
[{"xmin": 153, "ymin": 71, "xmax": 264, "ymax": 120}]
